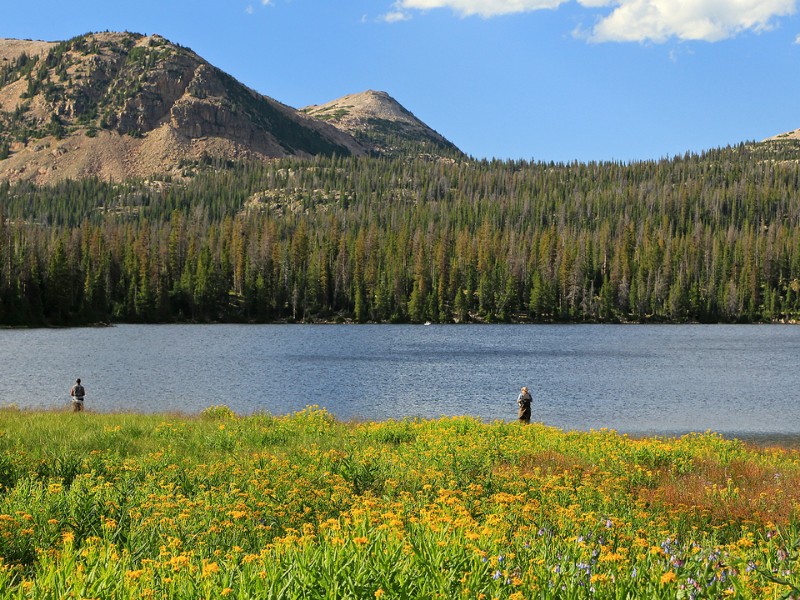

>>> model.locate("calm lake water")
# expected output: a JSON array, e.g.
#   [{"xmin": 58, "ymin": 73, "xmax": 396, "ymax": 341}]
[{"xmin": 2, "ymin": 324, "xmax": 799, "ymax": 441}]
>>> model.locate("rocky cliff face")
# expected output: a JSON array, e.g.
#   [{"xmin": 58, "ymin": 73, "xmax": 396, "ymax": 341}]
[{"xmin": 0, "ymin": 32, "xmax": 365, "ymax": 184}]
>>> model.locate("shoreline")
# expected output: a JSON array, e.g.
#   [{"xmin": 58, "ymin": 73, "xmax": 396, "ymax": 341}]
[
  {"xmin": 3, "ymin": 318, "xmax": 800, "ymax": 329},
  {"xmin": 4, "ymin": 405, "xmax": 800, "ymax": 450}
]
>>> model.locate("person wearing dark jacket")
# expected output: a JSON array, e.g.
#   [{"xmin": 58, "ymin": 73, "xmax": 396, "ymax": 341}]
[{"xmin": 517, "ymin": 386, "xmax": 532, "ymax": 424}]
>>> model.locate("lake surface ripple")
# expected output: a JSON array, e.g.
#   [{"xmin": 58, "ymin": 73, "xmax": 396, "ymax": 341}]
[{"xmin": 3, "ymin": 324, "xmax": 799, "ymax": 442}]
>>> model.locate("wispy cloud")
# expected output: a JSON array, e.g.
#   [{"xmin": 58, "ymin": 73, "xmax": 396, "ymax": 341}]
[
  {"xmin": 392, "ymin": 0, "xmax": 567, "ymax": 18},
  {"xmin": 245, "ymin": 0, "xmax": 271, "ymax": 15},
  {"xmin": 386, "ymin": 0, "xmax": 798, "ymax": 42},
  {"xmin": 383, "ymin": 10, "xmax": 412, "ymax": 22}
]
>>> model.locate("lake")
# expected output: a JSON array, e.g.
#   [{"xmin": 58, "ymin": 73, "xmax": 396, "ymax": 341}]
[{"xmin": 2, "ymin": 324, "xmax": 799, "ymax": 441}]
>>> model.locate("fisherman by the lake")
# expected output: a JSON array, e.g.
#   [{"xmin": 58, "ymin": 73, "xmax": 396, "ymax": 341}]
[
  {"xmin": 70, "ymin": 378, "xmax": 85, "ymax": 412},
  {"xmin": 517, "ymin": 386, "xmax": 532, "ymax": 424}
]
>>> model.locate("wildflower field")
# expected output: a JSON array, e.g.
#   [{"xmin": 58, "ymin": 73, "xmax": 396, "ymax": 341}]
[{"xmin": 0, "ymin": 406, "xmax": 798, "ymax": 599}]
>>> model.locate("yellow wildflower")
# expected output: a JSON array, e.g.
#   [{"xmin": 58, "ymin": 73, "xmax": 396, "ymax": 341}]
[{"xmin": 661, "ymin": 571, "xmax": 677, "ymax": 584}]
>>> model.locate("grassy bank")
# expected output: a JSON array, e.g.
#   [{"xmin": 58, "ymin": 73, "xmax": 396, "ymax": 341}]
[{"xmin": 0, "ymin": 406, "xmax": 798, "ymax": 598}]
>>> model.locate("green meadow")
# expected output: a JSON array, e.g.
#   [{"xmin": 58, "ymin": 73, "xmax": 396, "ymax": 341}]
[{"xmin": 0, "ymin": 405, "xmax": 798, "ymax": 599}]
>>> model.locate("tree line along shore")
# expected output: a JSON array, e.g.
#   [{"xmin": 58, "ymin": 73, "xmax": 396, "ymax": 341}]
[{"xmin": 2, "ymin": 143, "xmax": 800, "ymax": 326}]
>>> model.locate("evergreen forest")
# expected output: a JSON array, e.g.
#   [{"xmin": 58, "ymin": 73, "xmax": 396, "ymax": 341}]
[{"xmin": 3, "ymin": 141, "xmax": 800, "ymax": 326}]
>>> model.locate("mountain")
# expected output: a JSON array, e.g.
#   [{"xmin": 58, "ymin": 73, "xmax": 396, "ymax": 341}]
[
  {"xmin": 0, "ymin": 32, "xmax": 365, "ymax": 184},
  {"xmin": 301, "ymin": 90, "xmax": 463, "ymax": 158},
  {"xmin": 763, "ymin": 128, "xmax": 800, "ymax": 143}
]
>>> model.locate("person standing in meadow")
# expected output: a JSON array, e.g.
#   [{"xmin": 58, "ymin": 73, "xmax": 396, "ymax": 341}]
[
  {"xmin": 70, "ymin": 378, "xmax": 86, "ymax": 412},
  {"xmin": 517, "ymin": 386, "xmax": 532, "ymax": 424}
]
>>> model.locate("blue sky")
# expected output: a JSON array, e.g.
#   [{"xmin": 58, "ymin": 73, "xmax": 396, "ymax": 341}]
[{"xmin": 4, "ymin": 0, "xmax": 800, "ymax": 162}]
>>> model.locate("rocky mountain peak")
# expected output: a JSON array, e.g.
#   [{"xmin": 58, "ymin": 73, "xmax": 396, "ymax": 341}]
[
  {"xmin": 303, "ymin": 90, "xmax": 418, "ymax": 127},
  {"xmin": 0, "ymin": 32, "xmax": 461, "ymax": 184},
  {"xmin": 0, "ymin": 32, "xmax": 364, "ymax": 184},
  {"xmin": 302, "ymin": 90, "xmax": 462, "ymax": 158}
]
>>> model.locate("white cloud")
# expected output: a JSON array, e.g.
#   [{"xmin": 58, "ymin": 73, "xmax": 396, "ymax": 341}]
[
  {"xmin": 261, "ymin": 0, "xmax": 271, "ymax": 5},
  {"xmin": 587, "ymin": 0, "xmax": 797, "ymax": 43},
  {"xmin": 795, "ymin": 32, "xmax": 800, "ymax": 43},
  {"xmin": 245, "ymin": 4, "xmax": 254, "ymax": 14},
  {"xmin": 390, "ymin": 0, "xmax": 797, "ymax": 42},
  {"xmin": 383, "ymin": 10, "xmax": 412, "ymax": 22}
]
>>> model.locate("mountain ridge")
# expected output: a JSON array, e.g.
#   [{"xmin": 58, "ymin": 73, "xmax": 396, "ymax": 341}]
[
  {"xmin": 0, "ymin": 32, "xmax": 459, "ymax": 184},
  {"xmin": 4, "ymin": 31, "xmax": 793, "ymax": 184}
]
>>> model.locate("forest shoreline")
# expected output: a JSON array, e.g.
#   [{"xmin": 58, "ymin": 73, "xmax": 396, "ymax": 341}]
[
  {"xmin": 3, "ymin": 314, "xmax": 800, "ymax": 328},
  {"xmin": 5, "ymin": 147, "xmax": 800, "ymax": 327}
]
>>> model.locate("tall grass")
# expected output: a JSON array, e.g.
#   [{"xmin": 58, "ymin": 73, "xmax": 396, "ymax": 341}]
[{"xmin": 0, "ymin": 405, "xmax": 798, "ymax": 598}]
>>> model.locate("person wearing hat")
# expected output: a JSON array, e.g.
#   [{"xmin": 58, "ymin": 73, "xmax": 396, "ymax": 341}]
[
  {"xmin": 70, "ymin": 378, "xmax": 86, "ymax": 412},
  {"xmin": 517, "ymin": 386, "xmax": 532, "ymax": 424}
]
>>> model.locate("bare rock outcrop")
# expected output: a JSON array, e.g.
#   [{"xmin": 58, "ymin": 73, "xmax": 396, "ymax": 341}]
[{"xmin": 0, "ymin": 32, "xmax": 365, "ymax": 184}]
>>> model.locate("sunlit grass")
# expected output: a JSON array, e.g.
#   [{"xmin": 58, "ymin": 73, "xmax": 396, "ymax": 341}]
[{"xmin": 0, "ymin": 405, "xmax": 798, "ymax": 598}]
